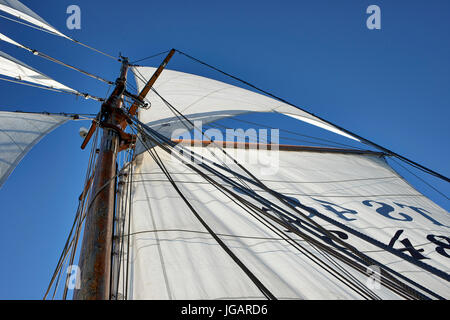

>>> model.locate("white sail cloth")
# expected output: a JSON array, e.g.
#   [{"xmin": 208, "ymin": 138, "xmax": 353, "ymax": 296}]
[
  {"xmin": 0, "ymin": 0, "xmax": 68, "ymax": 38},
  {"xmin": 0, "ymin": 32, "xmax": 27, "ymax": 50},
  {"xmin": 132, "ymin": 67, "xmax": 359, "ymax": 142},
  {"xmin": 0, "ymin": 111, "xmax": 69, "ymax": 188},
  {"xmin": 0, "ymin": 50, "xmax": 76, "ymax": 92},
  {"xmin": 113, "ymin": 145, "xmax": 449, "ymax": 300}
]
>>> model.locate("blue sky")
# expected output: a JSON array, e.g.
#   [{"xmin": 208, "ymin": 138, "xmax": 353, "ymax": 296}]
[{"xmin": 0, "ymin": 0, "xmax": 448, "ymax": 299}]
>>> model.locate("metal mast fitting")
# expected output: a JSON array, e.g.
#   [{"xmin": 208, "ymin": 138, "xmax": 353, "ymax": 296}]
[{"xmin": 74, "ymin": 58, "xmax": 131, "ymax": 300}]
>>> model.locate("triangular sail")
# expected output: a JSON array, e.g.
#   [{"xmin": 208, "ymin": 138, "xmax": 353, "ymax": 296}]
[
  {"xmin": 0, "ymin": 31, "xmax": 27, "ymax": 49},
  {"xmin": 0, "ymin": 0, "xmax": 68, "ymax": 38},
  {"xmin": 132, "ymin": 67, "xmax": 359, "ymax": 142},
  {"xmin": 0, "ymin": 111, "xmax": 70, "ymax": 188},
  {"xmin": 112, "ymin": 142, "xmax": 449, "ymax": 299},
  {"xmin": 0, "ymin": 50, "xmax": 76, "ymax": 92}
]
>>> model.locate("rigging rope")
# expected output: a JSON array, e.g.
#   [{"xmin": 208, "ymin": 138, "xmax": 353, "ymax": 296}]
[{"xmin": 0, "ymin": 76, "xmax": 104, "ymax": 101}]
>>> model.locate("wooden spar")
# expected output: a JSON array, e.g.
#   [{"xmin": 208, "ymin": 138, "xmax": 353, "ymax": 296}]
[
  {"xmin": 120, "ymin": 48, "xmax": 176, "ymax": 129},
  {"xmin": 170, "ymin": 139, "xmax": 386, "ymax": 156},
  {"xmin": 73, "ymin": 58, "xmax": 130, "ymax": 300}
]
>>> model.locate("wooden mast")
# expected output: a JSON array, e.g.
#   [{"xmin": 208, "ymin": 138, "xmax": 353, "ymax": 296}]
[
  {"xmin": 73, "ymin": 58, "xmax": 130, "ymax": 300},
  {"xmin": 74, "ymin": 50, "xmax": 176, "ymax": 300}
]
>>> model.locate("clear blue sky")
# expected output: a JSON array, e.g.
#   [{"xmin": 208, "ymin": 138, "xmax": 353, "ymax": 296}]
[{"xmin": 0, "ymin": 0, "xmax": 448, "ymax": 299}]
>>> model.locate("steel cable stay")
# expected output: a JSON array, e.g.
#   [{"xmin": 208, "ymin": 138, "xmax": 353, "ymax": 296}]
[
  {"xmin": 128, "ymin": 113, "xmax": 443, "ymax": 300},
  {"xmin": 130, "ymin": 121, "xmax": 401, "ymax": 299}
]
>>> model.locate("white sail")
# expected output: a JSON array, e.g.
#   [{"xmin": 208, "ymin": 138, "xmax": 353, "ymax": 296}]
[
  {"xmin": 0, "ymin": 32, "xmax": 27, "ymax": 50},
  {"xmin": 0, "ymin": 50, "xmax": 76, "ymax": 92},
  {"xmin": 113, "ymin": 143, "xmax": 449, "ymax": 300},
  {"xmin": 132, "ymin": 67, "xmax": 359, "ymax": 142},
  {"xmin": 0, "ymin": 0, "xmax": 68, "ymax": 38},
  {"xmin": 0, "ymin": 111, "xmax": 70, "ymax": 188}
]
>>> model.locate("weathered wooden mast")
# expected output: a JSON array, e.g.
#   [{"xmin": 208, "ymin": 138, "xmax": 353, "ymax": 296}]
[
  {"xmin": 74, "ymin": 49, "xmax": 176, "ymax": 300},
  {"xmin": 73, "ymin": 58, "xmax": 131, "ymax": 300}
]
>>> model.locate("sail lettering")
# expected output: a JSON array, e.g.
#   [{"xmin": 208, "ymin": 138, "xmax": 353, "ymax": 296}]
[
  {"xmin": 366, "ymin": 5, "xmax": 381, "ymax": 30},
  {"xmin": 362, "ymin": 200, "xmax": 413, "ymax": 222},
  {"xmin": 388, "ymin": 230, "xmax": 429, "ymax": 260},
  {"xmin": 66, "ymin": 5, "xmax": 81, "ymax": 30},
  {"xmin": 426, "ymin": 235, "xmax": 450, "ymax": 258},
  {"xmin": 393, "ymin": 202, "xmax": 447, "ymax": 227},
  {"xmin": 313, "ymin": 198, "xmax": 358, "ymax": 221}
]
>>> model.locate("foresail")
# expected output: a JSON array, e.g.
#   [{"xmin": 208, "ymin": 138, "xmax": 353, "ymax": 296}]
[
  {"xmin": 0, "ymin": 0, "xmax": 68, "ymax": 38},
  {"xmin": 0, "ymin": 111, "xmax": 69, "ymax": 188},
  {"xmin": 132, "ymin": 67, "xmax": 359, "ymax": 142},
  {"xmin": 0, "ymin": 32, "xmax": 27, "ymax": 49},
  {"xmin": 113, "ymin": 144, "xmax": 449, "ymax": 300},
  {"xmin": 0, "ymin": 50, "xmax": 76, "ymax": 92}
]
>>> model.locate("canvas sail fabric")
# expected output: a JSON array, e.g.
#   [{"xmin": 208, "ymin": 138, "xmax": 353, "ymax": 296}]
[
  {"xmin": 0, "ymin": 111, "xmax": 69, "ymax": 188},
  {"xmin": 0, "ymin": 50, "xmax": 76, "ymax": 92},
  {"xmin": 132, "ymin": 67, "xmax": 359, "ymax": 142},
  {"xmin": 0, "ymin": 0, "xmax": 68, "ymax": 38},
  {"xmin": 113, "ymin": 145, "xmax": 449, "ymax": 299},
  {"xmin": 0, "ymin": 32, "xmax": 27, "ymax": 50}
]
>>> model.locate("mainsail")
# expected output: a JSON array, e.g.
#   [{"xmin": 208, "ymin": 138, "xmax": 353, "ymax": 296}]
[
  {"xmin": 0, "ymin": 111, "xmax": 70, "ymax": 188},
  {"xmin": 132, "ymin": 67, "xmax": 359, "ymax": 142},
  {"xmin": 108, "ymin": 69, "xmax": 450, "ymax": 300}
]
